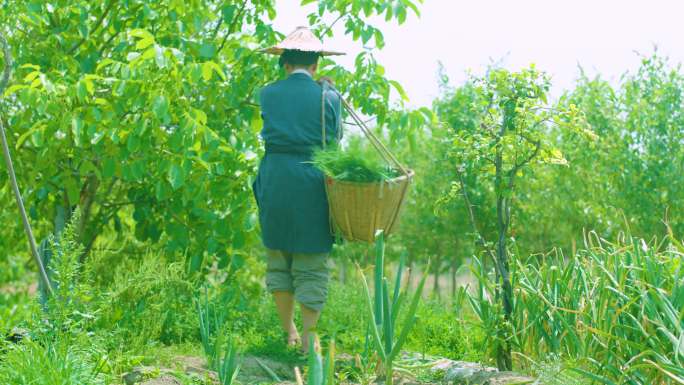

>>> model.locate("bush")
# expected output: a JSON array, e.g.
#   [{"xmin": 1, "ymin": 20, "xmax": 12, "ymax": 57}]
[{"xmin": 94, "ymin": 254, "xmax": 198, "ymax": 348}]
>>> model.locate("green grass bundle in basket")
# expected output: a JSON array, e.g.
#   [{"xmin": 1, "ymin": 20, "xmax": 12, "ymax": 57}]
[
  {"xmin": 312, "ymin": 140, "xmax": 401, "ymax": 183},
  {"xmin": 312, "ymin": 138, "xmax": 414, "ymax": 243}
]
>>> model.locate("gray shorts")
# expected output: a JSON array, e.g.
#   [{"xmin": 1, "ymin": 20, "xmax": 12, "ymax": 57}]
[{"xmin": 265, "ymin": 249, "xmax": 329, "ymax": 312}]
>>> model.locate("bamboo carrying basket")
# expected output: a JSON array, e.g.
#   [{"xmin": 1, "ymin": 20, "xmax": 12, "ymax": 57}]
[{"xmin": 321, "ymin": 84, "xmax": 414, "ymax": 243}]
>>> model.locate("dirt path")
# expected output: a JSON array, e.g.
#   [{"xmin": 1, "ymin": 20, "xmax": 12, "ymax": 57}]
[{"xmin": 123, "ymin": 353, "xmax": 536, "ymax": 385}]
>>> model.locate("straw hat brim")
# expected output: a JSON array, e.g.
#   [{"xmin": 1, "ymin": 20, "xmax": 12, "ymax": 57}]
[
  {"xmin": 260, "ymin": 47, "xmax": 345, "ymax": 56},
  {"xmin": 260, "ymin": 26, "xmax": 345, "ymax": 56}
]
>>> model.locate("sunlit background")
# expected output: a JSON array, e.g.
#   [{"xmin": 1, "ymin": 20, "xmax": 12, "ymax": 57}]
[{"xmin": 275, "ymin": 0, "xmax": 684, "ymax": 107}]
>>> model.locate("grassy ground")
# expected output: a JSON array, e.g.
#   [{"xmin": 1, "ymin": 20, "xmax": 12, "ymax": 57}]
[
  {"xmin": 0, "ymin": 241, "xmax": 485, "ymax": 385},
  {"xmin": 4, "ymin": 231, "xmax": 678, "ymax": 384}
]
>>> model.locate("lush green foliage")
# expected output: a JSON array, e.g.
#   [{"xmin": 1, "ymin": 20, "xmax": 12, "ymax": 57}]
[
  {"xmin": 0, "ymin": 0, "xmax": 425, "ymax": 274},
  {"xmin": 1, "ymin": 0, "xmax": 684, "ymax": 384}
]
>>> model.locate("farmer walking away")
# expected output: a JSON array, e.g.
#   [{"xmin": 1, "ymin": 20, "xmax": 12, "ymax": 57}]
[{"xmin": 253, "ymin": 27, "xmax": 344, "ymax": 352}]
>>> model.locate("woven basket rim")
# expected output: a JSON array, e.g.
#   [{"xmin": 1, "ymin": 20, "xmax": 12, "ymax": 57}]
[{"xmin": 325, "ymin": 169, "xmax": 415, "ymax": 186}]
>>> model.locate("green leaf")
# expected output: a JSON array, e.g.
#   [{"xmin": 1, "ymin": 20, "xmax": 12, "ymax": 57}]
[
  {"xmin": 374, "ymin": 231, "xmax": 385, "ymax": 326},
  {"xmin": 222, "ymin": 5, "xmax": 236, "ymax": 24},
  {"xmin": 103, "ymin": 158, "xmax": 116, "ymax": 179},
  {"xmin": 152, "ymin": 95, "xmax": 169, "ymax": 121},
  {"xmin": 4, "ymin": 84, "xmax": 27, "ymax": 96},
  {"xmin": 209, "ymin": 61, "xmax": 226, "ymax": 81},
  {"xmin": 79, "ymin": 160, "xmax": 101, "ymax": 180},
  {"xmin": 361, "ymin": 27, "xmax": 373, "ymax": 44},
  {"xmin": 154, "ymin": 44, "xmax": 166, "ymax": 68},
  {"xmin": 388, "ymin": 269, "xmax": 428, "ymax": 361},
  {"xmin": 389, "ymin": 80, "xmax": 409, "ymax": 101},
  {"xmin": 20, "ymin": 63, "xmax": 40, "ymax": 70},
  {"xmin": 77, "ymin": 81, "xmax": 88, "ymax": 102},
  {"xmin": 127, "ymin": 133, "xmax": 140, "ymax": 152},
  {"xmin": 71, "ymin": 115, "xmax": 83, "ymax": 144},
  {"xmin": 307, "ymin": 337, "xmax": 323, "ymax": 385},
  {"xmin": 78, "ymin": 22, "xmax": 89, "ymax": 38},
  {"xmin": 202, "ymin": 62, "xmax": 213, "ymax": 81},
  {"xmin": 15, "ymin": 121, "xmax": 45, "ymax": 149},
  {"xmin": 199, "ymin": 43, "xmax": 216, "ymax": 59},
  {"xmin": 64, "ymin": 177, "xmax": 81, "ymax": 205},
  {"xmin": 155, "ymin": 179, "xmax": 171, "ymax": 201},
  {"xmin": 129, "ymin": 28, "xmax": 154, "ymax": 41},
  {"xmin": 382, "ymin": 278, "xmax": 392, "ymax": 353},
  {"xmin": 374, "ymin": 30, "xmax": 385, "ymax": 48},
  {"xmin": 168, "ymin": 163, "xmax": 185, "ymax": 190},
  {"xmin": 392, "ymin": 253, "xmax": 405, "ymax": 307},
  {"xmin": 136, "ymin": 35, "xmax": 155, "ymax": 50}
]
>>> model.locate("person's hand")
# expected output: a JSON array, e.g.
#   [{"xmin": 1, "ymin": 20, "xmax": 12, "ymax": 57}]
[{"xmin": 317, "ymin": 76, "xmax": 334, "ymax": 87}]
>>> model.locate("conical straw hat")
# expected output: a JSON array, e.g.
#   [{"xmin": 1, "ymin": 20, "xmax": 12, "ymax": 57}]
[{"xmin": 261, "ymin": 26, "xmax": 345, "ymax": 56}]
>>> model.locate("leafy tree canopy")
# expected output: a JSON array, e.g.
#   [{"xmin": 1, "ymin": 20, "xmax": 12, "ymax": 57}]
[{"xmin": 0, "ymin": 0, "xmax": 428, "ymax": 273}]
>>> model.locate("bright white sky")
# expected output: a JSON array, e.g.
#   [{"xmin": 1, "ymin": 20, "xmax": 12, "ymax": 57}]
[{"xmin": 274, "ymin": 0, "xmax": 684, "ymax": 107}]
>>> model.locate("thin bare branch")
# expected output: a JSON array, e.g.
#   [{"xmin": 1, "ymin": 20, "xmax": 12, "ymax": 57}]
[
  {"xmin": 0, "ymin": 32, "xmax": 53, "ymax": 295},
  {"xmin": 320, "ymin": 14, "xmax": 345, "ymax": 37}
]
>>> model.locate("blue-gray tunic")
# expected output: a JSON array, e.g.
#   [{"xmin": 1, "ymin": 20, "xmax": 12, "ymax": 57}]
[{"xmin": 253, "ymin": 73, "xmax": 341, "ymax": 254}]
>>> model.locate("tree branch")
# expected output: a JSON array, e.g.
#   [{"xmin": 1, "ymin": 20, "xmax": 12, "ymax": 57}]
[
  {"xmin": 211, "ymin": 17, "xmax": 223, "ymax": 40},
  {"xmin": 67, "ymin": 0, "xmax": 116, "ymax": 55},
  {"xmin": 320, "ymin": 14, "xmax": 345, "ymax": 37},
  {"xmin": 508, "ymin": 135, "xmax": 541, "ymax": 182},
  {"xmin": 0, "ymin": 32, "xmax": 53, "ymax": 296},
  {"xmin": 218, "ymin": 0, "xmax": 248, "ymax": 54},
  {"xmin": 97, "ymin": 28, "xmax": 123, "ymax": 57},
  {"xmin": 457, "ymin": 169, "xmax": 496, "ymax": 261}
]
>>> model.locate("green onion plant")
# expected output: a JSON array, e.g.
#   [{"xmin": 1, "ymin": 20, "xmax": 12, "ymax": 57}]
[
  {"xmin": 217, "ymin": 336, "xmax": 240, "ymax": 385},
  {"xmin": 197, "ymin": 287, "xmax": 241, "ymax": 383},
  {"xmin": 358, "ymin": 231, "xmax": 427, "ymax": 385},
  {"xmin": 467, "ymin": 231, "xmax": 684, "ymax": 384},
  {"xmin": 304, "ymin": 335, "xmax": 336, "ymax": 385}
]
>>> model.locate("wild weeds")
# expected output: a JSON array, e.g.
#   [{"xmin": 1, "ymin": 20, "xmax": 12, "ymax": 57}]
[
  {"xmin": 0, "ymin": 337, "xmax": 106, "ymax": 385},
  {"xmin": 0, "ymin": 214, "xmax": 108, "ymax": 384},
  {"xmin": 43, "ymin": 212, "xmax": 97, "ymax": 334}
]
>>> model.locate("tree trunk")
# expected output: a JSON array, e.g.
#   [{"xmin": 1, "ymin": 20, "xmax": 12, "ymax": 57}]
[
  {"xmin": 494, "ymin": 136, "xmax": 513, "ymax": 371},
  {"xmin": 451, "ymin": 257, "xmax": 458, "ymax": 297},
  {"xmin": 405, "ymin": 251, "xmax": 414, "ymax": 290},
  {"xmin": 432, "ymin": 255, "xmax": 440, "ymax": 298},
  {"xmin": 339, "ymin": 257, "xmax": 347, "ymax": 284}
]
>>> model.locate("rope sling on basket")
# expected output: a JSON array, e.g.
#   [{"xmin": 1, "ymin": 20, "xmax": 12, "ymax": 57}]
[{"xmin": 321, "ymin": 82, "xmax": 414, "ymax": 243}]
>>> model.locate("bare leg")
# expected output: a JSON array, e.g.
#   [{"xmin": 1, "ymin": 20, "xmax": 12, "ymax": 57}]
[
  {"xmin": 273, "ymin": 291, "xmax": 300, "ymax": 346},
  {"xmin": 300, "ymin": 304, "xmax": 321, "ymax": 352}
]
